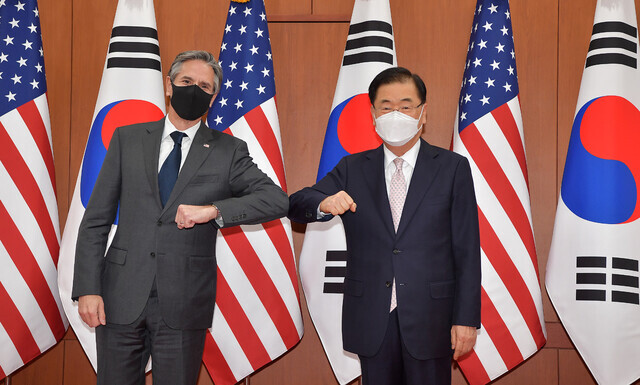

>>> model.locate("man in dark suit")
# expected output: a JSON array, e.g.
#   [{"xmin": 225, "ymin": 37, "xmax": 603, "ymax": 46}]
[
  {"xmin": 72, "ymin": 50, "xmax": 289, "ymax": 385},
  {"xmin": 289, "ymin": 67, "xmax": 481, "ymax": 385}
]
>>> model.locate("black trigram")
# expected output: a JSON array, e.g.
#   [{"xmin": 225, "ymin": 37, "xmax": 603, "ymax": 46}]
[
  {"xmin": 576, "ymin": 256, "xmax": 639, "ymax": 305},
  {"xmin": 342, "ymin": 20, "xmax": 394, "ymax": 66},
  {"xmin": 323, "ymin": 250, "xmax": 347, "ymax": 294},
  {"xmin": 106, "ymin": 26, "xmax": 161, "ymax": 72},
  {"xmin": 586, "ymin": 21, "xmax": 637, "ymax": 69}
]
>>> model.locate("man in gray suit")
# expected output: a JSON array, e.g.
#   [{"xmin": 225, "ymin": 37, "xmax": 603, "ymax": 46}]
[{"xmin": 72, "ymin": 50, "xmax": 289, "ymax": 385}]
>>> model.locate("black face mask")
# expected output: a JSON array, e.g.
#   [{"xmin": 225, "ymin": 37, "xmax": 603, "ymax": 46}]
[{"xmin": 170, "ymin": 83, "xmax": 214, "ymax": 121}]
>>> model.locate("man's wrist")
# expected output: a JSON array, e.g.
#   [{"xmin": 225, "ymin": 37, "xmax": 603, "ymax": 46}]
[
  {"xmin": 210, "ymin": 204, "xmax": 224, "ymax": 227},
  {"xmin": 317, "ymin": 204, "xmax": 328, "ymax": 218},
  {"xmin": 210, "ymin": 203, "xmax": 220, "ymax": 220}
]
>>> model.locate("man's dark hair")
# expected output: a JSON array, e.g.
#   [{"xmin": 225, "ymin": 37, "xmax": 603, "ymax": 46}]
[
  {"xmin": 368, "ymin": 67, "xmax": 427, "ymax": 105},
  {"xmin": 168, "ymin": 50, "xmax": 223, "ymax": 94}
]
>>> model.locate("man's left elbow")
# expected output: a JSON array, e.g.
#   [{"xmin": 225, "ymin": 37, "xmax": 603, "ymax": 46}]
[{"xmin": 274, "ymin": 190, "xmax": 290, "ymax": 216}]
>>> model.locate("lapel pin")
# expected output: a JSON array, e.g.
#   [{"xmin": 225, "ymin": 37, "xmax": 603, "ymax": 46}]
[{"xmin": 203, "ymin": 144, "xmax": 210, "ymax": 148}]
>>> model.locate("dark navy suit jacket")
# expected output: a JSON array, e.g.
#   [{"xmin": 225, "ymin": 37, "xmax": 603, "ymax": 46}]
[{"xmin": 289, "ymin": 139, "xmax": 481, "ymax": 359}]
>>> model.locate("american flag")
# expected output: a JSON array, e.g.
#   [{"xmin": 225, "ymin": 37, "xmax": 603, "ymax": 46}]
[
  {"xmin": 451, "ymin": 1, "xmax": 546, "ymax": 383},
  {"xmin": 0, "ymin": 0, "xmax": 67, "ymax": 379},
  {"xmin": 204, "ymin": 0, "xmax": 303, "ymax": 384}
]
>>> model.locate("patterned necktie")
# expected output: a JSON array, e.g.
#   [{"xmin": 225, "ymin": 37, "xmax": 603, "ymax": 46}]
[
  {"xmin": 389, "ymin": 158, "xmax": 406, "ymax": 312},
  {"xmin": 158, "ymin": 131, "xmax": 186, "ymax": 207}
]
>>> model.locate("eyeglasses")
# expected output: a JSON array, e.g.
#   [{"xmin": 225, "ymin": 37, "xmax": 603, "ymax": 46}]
[{"xmin": 374, "ymin": 103, "xmax": 424, "ymax": 115}]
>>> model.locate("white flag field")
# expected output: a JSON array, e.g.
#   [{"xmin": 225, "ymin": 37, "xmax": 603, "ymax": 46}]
[
  {"xmin": 546, "ymin": 1, "xmax": 640, "ymax": 384},
  {"xmin": 298, "ymin": 0, "xmax": 396, "ymax": 383},
  {"xmin": 57, "ymin": 0, "xmax": 165, "ymax": 369}
]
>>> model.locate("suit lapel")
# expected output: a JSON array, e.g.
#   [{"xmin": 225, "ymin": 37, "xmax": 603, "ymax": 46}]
[
  {"xmin": 161, "ymin": 123, "xmax": 215, "ymax": 213},
  {"xmin": 142, "ymin": 118, "xmax": 165, "ymax": 209},
  {"xmin": 363, "ymin": 146, "xmax": 396, "ymax": 237},
  {"xmin": 396, "ymin": 140, "xmax": 441, "ymax": 237}
]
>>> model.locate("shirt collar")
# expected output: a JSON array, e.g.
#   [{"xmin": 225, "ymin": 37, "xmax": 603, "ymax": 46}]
[
  {"xmin": 162, "ymin": 116, "xmax": 201, "ymax": 142},
  {"xmin": 383, "ymin": 139, "xmax": 421, "ymax": 170}
]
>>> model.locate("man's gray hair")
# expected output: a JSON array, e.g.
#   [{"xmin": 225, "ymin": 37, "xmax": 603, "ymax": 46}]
[{"xmin": 168, "ymin": 50, "xmax": 223, "ymax": 94}]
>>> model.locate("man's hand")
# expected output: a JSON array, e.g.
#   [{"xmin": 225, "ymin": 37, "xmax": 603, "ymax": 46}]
[
  {"xmin": 78, "ymin": 295, "xmax": 106, "ymax": 328},
  {"xmin": 451, "ymin": 325, "xmax": 477, "ymax": 360},
  {"xmin": 175, "ymin": 204, "xmax": 218, "ymax": 229},
  {"xmin": 319, "ymin": 191, "xmax": 357, "ymax": 216}
]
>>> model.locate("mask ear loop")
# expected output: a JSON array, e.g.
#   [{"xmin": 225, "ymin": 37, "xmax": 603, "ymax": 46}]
[{"xmin": 416, "ymin": 104, "xmax": 426, "ymax": 131}]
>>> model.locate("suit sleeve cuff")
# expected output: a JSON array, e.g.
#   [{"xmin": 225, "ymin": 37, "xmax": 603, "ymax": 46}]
[
  {"xmin": 212, "ymin": 204, "xmax": 224, "ymax": 227},
  {"xmin": 317, "ymin": 205, "xmax": 328, "ymax": 219}
]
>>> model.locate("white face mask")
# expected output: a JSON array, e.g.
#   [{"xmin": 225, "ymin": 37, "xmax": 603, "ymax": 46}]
[{"xmin": 374, "ymin": 108, "xmax": 424, "ymax": 147}]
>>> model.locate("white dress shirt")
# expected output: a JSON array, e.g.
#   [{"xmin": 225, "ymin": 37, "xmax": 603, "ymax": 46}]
[{"xmin": 157, "ymin": 117, "xmax": 200, "ymax": 173}]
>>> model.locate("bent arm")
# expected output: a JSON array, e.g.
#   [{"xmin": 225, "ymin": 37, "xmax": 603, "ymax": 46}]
[
  {"xmin": 288, "ymin": 157, "xmax": 350, "ymax": 223},
  {"xmin": 213, "ymin": 141, "xmax": 289, "ymax": 227}
]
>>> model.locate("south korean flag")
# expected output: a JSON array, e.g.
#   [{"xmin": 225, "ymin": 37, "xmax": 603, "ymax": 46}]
[
  {"xmin": 57, "ymin": 0, "xmax": 165, "ymax": 372},
  {"xmin": 546, "ymin": 1, "xmax": 640, "ymax": 384}
]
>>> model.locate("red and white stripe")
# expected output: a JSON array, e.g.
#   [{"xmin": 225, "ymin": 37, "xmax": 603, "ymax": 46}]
[
  {"xmin": 0, "ymin": 94, "xmax": 68, "ymax": 379},
  {"xmin": 202, "ymin": 98, "xmax": 303, "ymax": 385},
  {"xmin": 453, "ymin": 96, "xmax": 546, "ymax": 384}
]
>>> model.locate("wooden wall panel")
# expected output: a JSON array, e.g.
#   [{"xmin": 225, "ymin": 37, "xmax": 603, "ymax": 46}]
[
  {"xmin": 265, "ymin": 0, "xmax": 311, "ymax": 16},
  {"xmin": 144, "ymin": 364, "xmax": 215, "ymax": 384},
  {"xmin": 544, "ymin": 322, "xmax": 573, "ymax": 349},
  {"xmin": 272, "ymin": 22, "xmax": 347, "ymax": 194},
  {"xmin": 511, "ymin": 0, "xmax": 559, "ymax": 329},
  {"xmin": 62, "ymin": 340, "xmax": 96, "ymax": 385},
  {"xmin": 552, "ymin": 0, "xmax": 598, "ymax": 341},
  {"xmin": 40, "ymin": 0, "xmax": 72, "ymax": 227},
  {"xmin": 558, "ymin": 349, "xmax": 597, "ymax": 385},
  {"xmin": 195, "ymin": 364, "xmax": 216, "ymax": 385},
  {"xmin": 9, "ymin": 343, "xmax": 64, "ymax": 385},
  {"xmin": 392, "ymin": 0, "xmax": 476, "ymax": 149},
  {"xmin": 313, "ymin": 0, "xmax": 354, "ymax": 16},
  {"xmin": 155, "ymin": 1, "xmax": 228, "ymax": 65},
  {"xmin": 69, "ymin": 0, "xmax": 116, "ymax": 204}
]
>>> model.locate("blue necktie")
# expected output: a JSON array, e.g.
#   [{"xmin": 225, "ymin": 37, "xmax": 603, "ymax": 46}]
[{"xmin": 158, "ymin": 131, "xmax": 186, "ymax": 207}]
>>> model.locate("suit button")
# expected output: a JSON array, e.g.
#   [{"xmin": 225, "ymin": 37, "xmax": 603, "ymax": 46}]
[
  {"xmin": 157, "ymin": 220, "xmax": 162, "ymax": 226},
  {"xmin": 393, "ymin": 249, "xmax": 401, "ymax": 254},
  {"xmin": 305, "ymin": 211, "xmax": 313, "ymax": 219},
  {"xmin": 150, "ymin": 252, "xmax": 155, "ymax": 257},
  {"xmin": 385, "ymin": 281, "xmax": 392, "ymax": 287}
]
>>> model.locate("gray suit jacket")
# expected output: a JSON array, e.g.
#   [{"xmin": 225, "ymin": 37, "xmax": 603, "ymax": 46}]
[{"xmin": 72, "ymin": 118, "xmax": 289, "ymax": 329}]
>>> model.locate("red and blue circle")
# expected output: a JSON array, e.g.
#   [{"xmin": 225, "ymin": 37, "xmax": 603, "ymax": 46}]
[
  {"xmin": 316, "ymin": 94, "xmax": 382, "ymax": 181},
  {"xmin": 562, "ymin": 95, "xmax": 640, "ymax": 224},
  {"xmin": 80, "ymin": 100, "xmax": 164, "ymax": 213}
]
